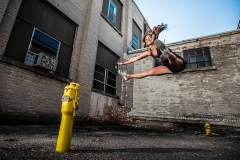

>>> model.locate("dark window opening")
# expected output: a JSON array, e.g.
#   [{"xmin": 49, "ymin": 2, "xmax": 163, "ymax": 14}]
[
  {"xmin": 93, "ymin": 63, "xmax": 117, "ymax": 96},
  {"xmin": 102, "ymin": 0, "xmax": 122, "ymax": 31},
  {"xmin": 4, "ymin": 0, "xmax": 77, "ymax": 78},
  {"xmin": 132, "ymin": 21, "xmax": 141, "ymax": 50},
  {"xmin": 184, "ymin": 47, "xmax": 212, "ymax": 69},
  {"xmin": 93, "ymin": 42, "xmax": 119, "ymax": 96}
]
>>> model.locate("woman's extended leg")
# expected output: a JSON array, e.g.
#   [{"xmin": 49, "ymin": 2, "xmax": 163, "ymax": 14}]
[
  {"xmin": 154, "ymin": 39, "xmax": 184, "ymax": 72},
  {"xmin": 127, "ymin": 65, "xmax": 172, "ymax": 79}
]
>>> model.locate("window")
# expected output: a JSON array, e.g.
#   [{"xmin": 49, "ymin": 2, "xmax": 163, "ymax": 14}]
[
  {"xmin": 183, "ymin": 48, "xmax": 212, "ymax": 69},
  {"xmin": 93, "ymin": 63, "xmax": 117, "ymax": 95},
  {"xmin": 132, "ymin": 34, "xmax": 139, "ymax": 49},
  {"xmin": 24, "ymin": 28, "xmax": 60, "ymax": 72},
  {"xmin": 102, "ymin": 0, "xmax": 122, "ymax": 31},
  {"xmin": 93, "ymin": 43, "xmax": 119, "ymax": 96},
  {"xmin": 132, "ymin": 21, "xmax": 141, "ymax": 50},
  {"xmin": 4, "ymin": 0, "xmax": 77, "ymax": 78},
  {"xmin": 29, "ymin": 29, "xmax": 60, "ymax": 56},
  {"xmin": 108, "ymin": 0, "xmax": 117, "ymax": 24}
]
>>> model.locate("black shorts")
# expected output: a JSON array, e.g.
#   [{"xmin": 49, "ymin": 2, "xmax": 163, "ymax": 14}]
[
  {"xmin": 165, "ymin": 61, "xmax": 187, "ymax": 73},
  {"xmin": 165, "ymin": 48, "xmax": 187, "ymax": 73}
]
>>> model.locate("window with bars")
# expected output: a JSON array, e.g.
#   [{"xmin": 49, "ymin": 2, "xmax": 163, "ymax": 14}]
[
  {"xmin": 183, "ymin": 47, "xmax": 212, "ymax": 69},
  {"xmin": 108, "ymin": 0, "xmax": 117, "ymax": 24},
  {"xmin": 132, "ymin": 34, "xmax": 139, "ymax": 49},
  {"xmin": 93, "ymin": 63, "xmax": 117, "ymax": 95}
]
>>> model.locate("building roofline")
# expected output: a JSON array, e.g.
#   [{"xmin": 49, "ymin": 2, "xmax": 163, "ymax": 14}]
[
  {"xmin": 167, "ymin": 29, "xmax": 240, "ymax": 46},
  {"xmin": 132, "ymin": 0, "xmax": 151, "ymax": 28}
]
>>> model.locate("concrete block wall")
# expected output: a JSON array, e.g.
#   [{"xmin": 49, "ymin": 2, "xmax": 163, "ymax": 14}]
[{"xmin": 127, "ymin": 30, "xmax": 240, "ymax": 127}]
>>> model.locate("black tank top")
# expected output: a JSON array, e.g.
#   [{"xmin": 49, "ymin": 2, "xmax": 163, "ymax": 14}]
[
  {"xmin": 150, "ymin": 49, "xmax": 169, "ymax": 64},
  {"xmin": 150, "ymin": 48, "xmax": 186, "ymax": 65}
]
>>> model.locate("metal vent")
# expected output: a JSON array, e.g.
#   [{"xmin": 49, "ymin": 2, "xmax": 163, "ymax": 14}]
[{"xmin": 24, "ymin": 52, "xmax": 57, "ymax": 71}]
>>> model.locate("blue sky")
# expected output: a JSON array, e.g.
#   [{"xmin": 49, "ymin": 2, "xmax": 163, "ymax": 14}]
[{"xmin": 134, "ymin": 0, "xmax": 240, "ymax": 43}]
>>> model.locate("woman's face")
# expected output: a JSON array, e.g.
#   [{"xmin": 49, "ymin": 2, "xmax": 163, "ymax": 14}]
[{"xmin": 145, "ymin": 35, "xmax": 153, "ymax": 46}]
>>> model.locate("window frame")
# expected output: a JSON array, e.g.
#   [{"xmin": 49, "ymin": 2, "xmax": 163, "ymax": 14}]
[
  {"xmin": 132, "ymin": 33, "xmax": 139, "ymax": 49},
  {"xmin": 183, "ymin": 47, "xmax": 212, "ymax": 69},
  {"xmin": 93, "ymin": 62, "xmax": 117, "ymax": 96},
  {"xmin": 27, "ymin": 28, "xmax": 61, "ymax": 58},
  {"xmin": 108, "ymin": 0, "xmax": 117, "ymax": 24},
  {"xmin": 24, "ymin": 28, "xmax": 61, "ymax": 72}
]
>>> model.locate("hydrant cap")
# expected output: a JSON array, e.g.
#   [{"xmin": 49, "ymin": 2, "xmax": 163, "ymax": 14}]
[{"xmin": 65, "ymin": 82, "xmax": 80, "ymax": 91}]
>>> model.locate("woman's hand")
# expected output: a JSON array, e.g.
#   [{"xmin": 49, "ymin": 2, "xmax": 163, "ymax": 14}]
[{"xmin": 116, "ymin": 62, "xmax": 124, "ymax": 65}]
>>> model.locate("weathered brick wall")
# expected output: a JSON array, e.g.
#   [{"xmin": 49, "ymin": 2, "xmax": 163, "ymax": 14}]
[
  {"xmin": 126, "ymin": 30, "xmax": 240, "ymax": 127},
  {"xmin": 89, "ymin": 0, "xmax": 126, "ymax": 119},
  {"xmin": 89, "ymin": 0, "xmax": 147, "ymax": 119},
  {"xmin": 0, "ymin": 0, "xmax": 91, "ymax": 123},
  {"xmin": 89, "ymin": 92, "xmax": 118, "ymax": 119},
  {"xmin": 0, "ymin": 61, "xmax": 67, "ymax": 123},
  {"xmin": 119, "ymin": 0, "xmax": 146, "ymax": 108},
  {"xmin": 0, "ymin": 0, "xmax": 9, "ymax": 23},
  {"xmin": 0, "ymin": 0, "xmax": 22, "ymax": 56},
  {"xmin": 47, "ymin": 0, "xmax": 89, "ymax": 82},
  {"xmin": 98, "ymin": 0, "xmax": 126, "ymax": 57},
  {"xmin": 47, "ymin": 0, "xmax": 91, "ymax": 117},
  {"xmin": 72, "ymin": 0, "xmax": 103, "ymax": 117}
]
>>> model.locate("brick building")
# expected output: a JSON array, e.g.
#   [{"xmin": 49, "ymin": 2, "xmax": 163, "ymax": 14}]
[
  {"xmin": 1, "ymin": 0, "xmax": 239, "ymax": 129},
  {"xmin": 0, "ymin": 0, "xmax": 148, "ymax": 124},
  {"xmin": 126, "ymin": 29, "xmax": 240, "ymax": 128}
]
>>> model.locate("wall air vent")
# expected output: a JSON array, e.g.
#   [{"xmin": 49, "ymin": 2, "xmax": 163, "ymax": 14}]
[
  {"xmin": 33, "ymin": 52, "xmax": 58, "ymax": 71},
  {"xmin": 24, "ymin": 52, "xmax": 57, "ymax": 71}
]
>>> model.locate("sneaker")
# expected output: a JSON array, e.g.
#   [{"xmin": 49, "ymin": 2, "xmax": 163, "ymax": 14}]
[
  {"xmin": 118, "ymin": 70, "xmax": 129, "ymax": 81},
  {"xmin": 154, "ymin": 39, "xmax": 171, "ymax": 58}
]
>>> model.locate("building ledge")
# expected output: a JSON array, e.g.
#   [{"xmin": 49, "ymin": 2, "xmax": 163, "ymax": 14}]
[
  {"xmin": 101, "ymin": 13, "xmax": 123, "ymax": 37},
  {"xmin": 91, "ymin": 88, "xmax": 119, "ymax": 99},
  {"xmin": 0, "ymin": 56, "xmax": 71, "ymax": 83},
  {"xmin": 181, "ymin": 66, "xmax": 217, "ymax": 73},
  {"xmin": 131, "ymin": 116, "xmax": 240, "ymax": 127}
]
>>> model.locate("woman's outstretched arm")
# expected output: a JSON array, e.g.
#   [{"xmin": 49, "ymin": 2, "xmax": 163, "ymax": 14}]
[{"xmin": 117, "ymin": 51, "xmax": 150, "ymax": 65}]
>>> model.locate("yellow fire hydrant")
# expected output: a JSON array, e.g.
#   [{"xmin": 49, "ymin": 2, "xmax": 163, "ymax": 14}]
[
  {"xmin": 56, "ymin": 82, "xmax": 80, "ymax": 152},
  {"xmin": 204, "ymin": 122, "xmax": 211, "ymax": 136}
]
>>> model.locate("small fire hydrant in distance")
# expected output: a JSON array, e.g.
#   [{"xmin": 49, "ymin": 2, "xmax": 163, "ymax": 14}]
[
  {"xmin": 204, "ymin": 122, "xmax": 211, "ymax": 136},
  {"xmin": 56, "ymin": 82, "xmax": 80, "ymax": 152}
]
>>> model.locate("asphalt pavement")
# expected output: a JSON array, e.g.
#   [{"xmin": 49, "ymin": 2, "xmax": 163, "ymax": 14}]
[{"xmin": 0, "ymin": 125, "xmax": 240, "ymax": 160}]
